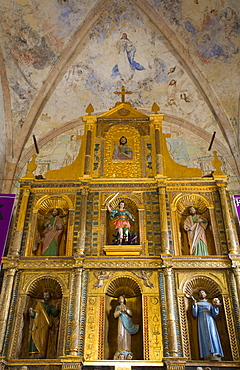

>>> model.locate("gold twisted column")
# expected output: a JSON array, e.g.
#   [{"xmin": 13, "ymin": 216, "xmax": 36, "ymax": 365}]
[
  {"xmin": 10, "ymin": 187, "xmax": 30, "ymax": 256},
  {"xmin": 159, "ymin": 187, "xmax": 170, "ymax": 254},
  {"xmin": 69, "ymin": 267, "xmax": 83, "ymax": 356},
  {"xmin": 163, "ymin": 267, "xmax": 178, "ymax": 357},
  {"xmin": 76, "ymin": 188, "xmax": 88, "ymax": 256},
  {"xmin": 218, "ymin": 186, "xmax": 238, "ymax": 254},
  {"xmin": 0, "ymin": 268, "xmax": 16, "ymax": 355}
]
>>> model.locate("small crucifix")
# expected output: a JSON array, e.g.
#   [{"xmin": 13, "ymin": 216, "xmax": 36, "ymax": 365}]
[{"xmin": 114, "ymin": 86, "xmax": 132, "ymax": 103}]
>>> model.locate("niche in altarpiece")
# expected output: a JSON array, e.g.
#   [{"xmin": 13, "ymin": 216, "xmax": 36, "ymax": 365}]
[
  {"xmin": 105, "ymin": 195, "xmax": 139, "ymax": 247},
  {"xmin": 104, "ymin": 276, "xmax": 143, "ymax": 360},
  {"xmin": 25, "ymin": 195, "xmax": 74, "ymax": 257},
  {"xmin": 17, "ymin": 277, "xmax": 63, "ymax": 359},
  {"xmin": 172, "ymin": 194, "xmax": 221, "ymax": 256},
  {"xmin": 182, "ymin": 276, "xmax": 232, "ymax": 361}
]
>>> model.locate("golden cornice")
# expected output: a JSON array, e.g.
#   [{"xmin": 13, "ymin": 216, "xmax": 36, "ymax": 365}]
[
  {"xmin": 2, "ymin": 256, "xmax": 234, "ymax": 271},
  {"xmin": 1, "ymin": 257, "xmax": 19, "ymax": 270},
  {"xmin": 171, "ymin": 256, "xmax": 231, "ymax": 269},
  {"xmin": 20, "ymin": 177, "xmax": 226, "ymax": 193},
  {"xmin": 6, "ymin": 359, "xmax": 62, "ymax": 366},
  {"xmin": 2, "ymin": 257, "xmax": 84, "ymax": 270},
  {"xmin": 229, "ymin": 254, "xmax": 240, "ymax": 268},
  {"xmin": 84, "ymin": 259, "xmax": 162, "ymax": 269}
]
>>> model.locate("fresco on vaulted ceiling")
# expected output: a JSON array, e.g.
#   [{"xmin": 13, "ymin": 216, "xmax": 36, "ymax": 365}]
[
  {"xmin": 1, "ymin": 0, "xmax": 238, "ymax": 190},
  {"xmin": 1, "ymin": 0, "xmax": 238, "ymax": 134}
]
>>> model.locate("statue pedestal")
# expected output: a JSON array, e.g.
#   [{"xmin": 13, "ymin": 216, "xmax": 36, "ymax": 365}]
[{"xmin": 103, "ymin": 245, "xmax": 142, "ymax": 256}]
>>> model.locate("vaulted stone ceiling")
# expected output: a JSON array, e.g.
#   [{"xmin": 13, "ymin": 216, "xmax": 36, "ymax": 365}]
[{"xmin": 0, "ymin": 0, "xmax": 239, "ymax": 193}]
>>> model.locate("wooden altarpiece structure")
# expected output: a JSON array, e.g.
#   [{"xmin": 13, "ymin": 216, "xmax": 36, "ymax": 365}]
[{"xmin": 0, "ymin": 91, "xmax": 240, "ymax": 370}]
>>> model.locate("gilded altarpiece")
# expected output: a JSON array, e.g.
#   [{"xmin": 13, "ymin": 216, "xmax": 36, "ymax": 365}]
[{"xmin": 0, "ymin": 97, "xmax": 240, "ymax": 370}]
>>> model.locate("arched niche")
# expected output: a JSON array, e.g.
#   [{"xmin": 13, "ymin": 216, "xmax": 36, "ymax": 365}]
[
  {"xmin": 181, "ymin": 276, "xmax": 232, "ymax": 361},
  {"xmin": 105, "ymin": 195, "xmax": 140, "ymax": 246},
  {"xmin": 104, "ymin": 276, "xmax": 143, "ymax": 360},
  {"xmin": 25, "ymin": 194, "xmax": 74, "ymax": 257},
  {"xmin": 17, "ymin": 276, "xmax": 64, "ymax": 359},
  {"xmin": 171, "ymin": 194, "xmax": 220, "ymax": 255}
]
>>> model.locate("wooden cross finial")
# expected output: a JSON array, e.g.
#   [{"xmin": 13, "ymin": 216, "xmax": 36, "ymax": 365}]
[{"xmin": 114, "ymin": 86, "xmax": 132, "ymax": 103}]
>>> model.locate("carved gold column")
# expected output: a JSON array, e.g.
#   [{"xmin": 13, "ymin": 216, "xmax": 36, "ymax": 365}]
[
  {"xmin": 232, "ymin": 266, "xmax": 240, "ymax": 304},
  {"xmin": 163, "ymin": 267, "xmax": 178, "ymax": 357},
  {"xmin": 218, "ymin": 185, "xmax": 238, "ymax": 254},
  {"xmin": 0, "ymin": 268, "xmax": 16, "ymax": 355},
  {"xmin": 81, "ymin": 115, "xmax": 97, "ymax": 178},
  {"xmin": 149, "ymin": 114, "xmax": 164, "ymax": 176},
  {"xmin": 170, "ymin": 205, "xmax": 181, "ymax": 255},
  {"xmin": 69, "ymin": 267, "xmax": 83, "ymax": 356},
  {"xmin": 25, "ymin": 209, "xmax": 38, "ymax": 256},
  {"xmin": 159, "ymin": 186, "xmax": 170, "ymax": 254},
  {"xmin": 10, "ymin": 187, "xmax": 30, "ymax": 256},
  {"xmin": 208, "ymin": 207, "xmax": 221, "ymax": 254},
  {"xmin": 138, "ymin": 208, "xmax": 145, "ymax": 253},
  {"xmin": 76, "ymin": 188, "xmax": 88, "ymax": 256}
]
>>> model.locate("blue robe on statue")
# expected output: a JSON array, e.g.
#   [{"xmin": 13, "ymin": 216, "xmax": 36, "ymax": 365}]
[{"xmin": 192, "ymin": 300, "xmax": 224, "ymax": 359}]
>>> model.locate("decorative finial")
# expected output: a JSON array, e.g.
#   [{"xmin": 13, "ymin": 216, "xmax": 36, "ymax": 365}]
[
  {"xmin": 86, "ymin": 103, "xmax": 94, "ymax": 115},
  {"xmin": 151, "ymin": 102, "xmax": 160, "ymax": 113},
  {"xmin": 114, "ymin": 86, "xmax": 132, "ymax": 103},
  {"xmin": 22, "ymin": 154, "xmax": 37, "ymax": 179},
  {"xmin": 212, "ymin": 151, "xmax": 226, "ymax": 176}
]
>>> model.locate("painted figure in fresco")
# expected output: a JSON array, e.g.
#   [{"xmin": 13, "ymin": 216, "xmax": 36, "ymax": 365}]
[
  {"xmin": 42, "ymin": 208, "xmax": 64, "ymax": 256},
  {"xmin": 29, "ymin": 290, "xmax": 60, "ymax": 358},
  {"xmin": 106, "ymin": 200, "xmax": 135, "ymax": 244},
  {"xmin": 192, "ymin": 289, "xmax": 224, "ymax": 360},
  {"xmin": 114, "ymin": 295, "xmax": 139, "ymax": 354},
  {"xmin": 184, "ymin": 206, "xmax": 209, "ymax": 255},
  {"xmin": 111, "ymin": 33, "xmax": 145, "ymax": 83},
  {"xmin": 113, "ymin": 136, "xmax": 133, "ymax": 161}
]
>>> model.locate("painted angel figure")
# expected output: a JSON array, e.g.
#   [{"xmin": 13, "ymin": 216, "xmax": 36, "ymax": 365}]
[
  {"xmin": 93, "ymin": 271, "xmax": 113, "ymax": 288},
  {"xmin": 133, "ymin": 270, "xmax": 154, "ymax": 288}
]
